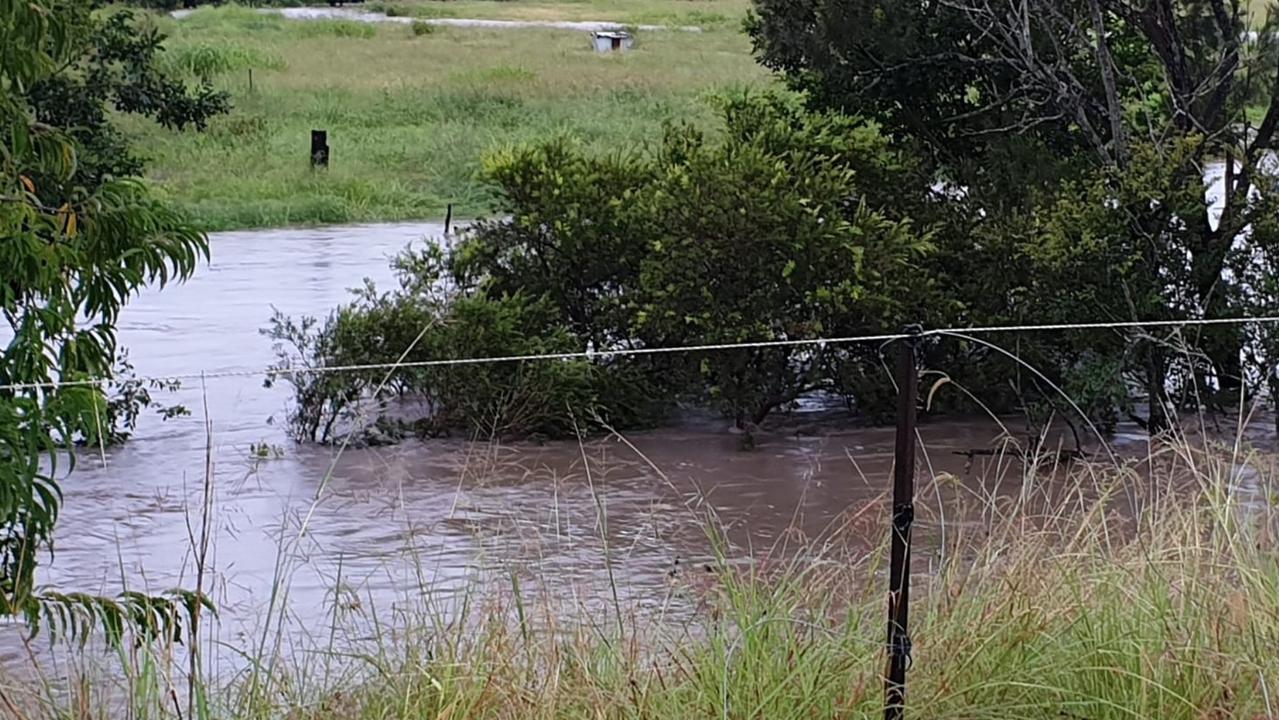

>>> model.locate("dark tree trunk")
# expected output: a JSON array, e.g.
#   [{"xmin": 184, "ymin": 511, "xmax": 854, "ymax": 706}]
[
  {"xmin": 1191, "ymin": 224, "xmax": 1243, "ymax": 398},
  {"xmin": 1271, "ymin": 371, "xmax": 1279, "ymax": 439}
]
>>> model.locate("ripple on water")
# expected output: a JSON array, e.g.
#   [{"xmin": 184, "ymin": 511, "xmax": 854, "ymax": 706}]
[{"xmin": 14, "ymin": 220, "xmax": 1261, "ymax": 672}]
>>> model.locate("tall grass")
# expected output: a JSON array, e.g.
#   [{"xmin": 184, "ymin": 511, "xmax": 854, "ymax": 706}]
[
  {"xmin": 161, "ymin": 42, "xmax": 287, "ymax": 80},
  {"xmin": 8, "ymin": 425, "xmax": 1279, "ymax": 719},
  {"xmin": 291, "ymin": 20, "xmax": 378, "ymax": 39}
]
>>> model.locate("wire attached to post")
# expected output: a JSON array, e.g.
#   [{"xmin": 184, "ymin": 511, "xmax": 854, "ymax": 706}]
[{"xmin": 884, "ymin": 324, "xmax": 921, "ymax": 720}]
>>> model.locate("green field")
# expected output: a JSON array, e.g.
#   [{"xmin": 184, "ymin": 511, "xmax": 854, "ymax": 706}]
[
  {"xmin": 132, "ymin": 0, "xmax": 1279, "ymax": 232},
  {"xmin": 126, "ymin": 3, "xmax": 766, "ymax": 231}
]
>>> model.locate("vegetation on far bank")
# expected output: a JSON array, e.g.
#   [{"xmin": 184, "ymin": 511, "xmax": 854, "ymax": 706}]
[
  {"xmin": 119, "ymin": 5, "xmax": 766, "ymax": 231},
  {"xmin": 118, "ymin": 0, "xmax": 1279, "ymax": 231}
]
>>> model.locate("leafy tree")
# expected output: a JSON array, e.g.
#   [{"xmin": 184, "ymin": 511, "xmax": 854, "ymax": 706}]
[
  {"xmin": 748, "ymin": 0, "xmax": 1279, "ymax": 429},
  {"xmin": 15, "ymin": 2, "xmax": 227, "ymax": 446},
  {"xmin": 983, "ymin": 140, "xmax": 1214, "ymax": 432},
  {"xmin": 279, "ymin": 95, "xmax": 930, "ymax": 444},
  {"xmin": 1, "ymin": 0, "xmax": 209, "ymax": 626},
  {"xmin": 636, "ymin": 109, "xmax": 930, "ymax": 433},
  {"xmin": 453, "ymin": 142, "xmax": 658, "ymax": 352},
  {"xmin": 27, "ymin": 5, "xmax": 229, "ymax": 199},
  {"xmin": 1233, "ymin": 175, "xmax": 1279, "ymax": 436},
  {"xmin": 265, "ymin": 275, "xmax": 604, "ymax": 444},
  {"xmin": 451, "ymin": 139, "xmax": 687, "ymax": 430}
]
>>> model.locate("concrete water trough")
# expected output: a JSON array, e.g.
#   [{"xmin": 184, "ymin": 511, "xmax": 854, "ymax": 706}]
[{"xmin": 592, "ymin": 31, "xmax": 634, "ymax": 53}]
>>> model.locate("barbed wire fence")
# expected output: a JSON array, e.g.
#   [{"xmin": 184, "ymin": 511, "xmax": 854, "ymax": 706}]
[
  {"xmin": 10, "ymin": 314, "xmax": 1279, "ymax": 718},
  {"xmin": 4, "ymin": 316, "xmax": 1279, "ymax": 393}
]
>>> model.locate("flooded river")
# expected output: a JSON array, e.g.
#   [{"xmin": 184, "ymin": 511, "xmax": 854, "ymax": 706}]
[
  {"xmin": 8, "ymin": 217, "xmax": 1258, "ymax": 674},
  {"xmin": 0, "ymin": 222, "xmax": 1046, "ymax": 664}
]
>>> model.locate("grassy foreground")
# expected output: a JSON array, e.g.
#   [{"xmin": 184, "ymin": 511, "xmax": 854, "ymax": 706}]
[
  {"xmin": 8, "ymin": 435, "xmax": 1279, "ymax": 719},
  {"xmin": 123, "ymin": 3, "xmax": 766, "ymax": 231}
]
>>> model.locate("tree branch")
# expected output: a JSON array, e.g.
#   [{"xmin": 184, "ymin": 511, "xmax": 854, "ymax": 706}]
[{"xmin": 1088, "ymin": 0, "xmax": 1129, "ymax": 164}]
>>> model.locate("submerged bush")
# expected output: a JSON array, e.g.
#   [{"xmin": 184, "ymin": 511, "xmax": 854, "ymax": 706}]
[
  {"xmin": 264, "ymin": 244, "xmax": 664, "ymax": 444},
  {"xmin": 456, "ymin": 95, "xmax": 933, "ymax": 433},
  {"xmin": 266, "ymin": 94, "xmax": 938, "ymax": 444}
]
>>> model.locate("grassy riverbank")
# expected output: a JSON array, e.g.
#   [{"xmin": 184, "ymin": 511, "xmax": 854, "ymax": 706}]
[
  {"xmin": 122, "ymin": 4, "xmax": 765, "ymax": 231},
  {"xmin": 9, "ymin": 437, "xmax": 1279, "ymax": 719},
  {"xmin": 129, "ymin": 0, "xmax": 1277, "ymax": 232}
]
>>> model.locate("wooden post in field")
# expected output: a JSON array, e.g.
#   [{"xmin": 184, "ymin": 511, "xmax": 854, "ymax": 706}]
[
  {"xmin": 311, "ymin": 130, "xmax": 329, "ymax": 168},
  {"xmin": 248, "ymin": 68, "xmax": 253, "ymax": 93},
  {"xmin": 884, "ymin": 325, "xmax": 920, "ymax": 720},
  {"xmin": 445, "ymin": 203, "xmax": 453, "ymax": 235}
]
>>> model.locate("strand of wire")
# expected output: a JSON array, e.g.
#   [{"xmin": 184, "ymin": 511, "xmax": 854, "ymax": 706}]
[{"xmin": 5, "ymin": 315, "xmax": 1279, "ymax": 392}]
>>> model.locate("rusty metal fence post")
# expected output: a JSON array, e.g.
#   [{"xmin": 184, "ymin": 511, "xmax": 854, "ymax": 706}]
[{"xmin": 885, "ymin": 325, "xmax": 920, "ymax": 719}]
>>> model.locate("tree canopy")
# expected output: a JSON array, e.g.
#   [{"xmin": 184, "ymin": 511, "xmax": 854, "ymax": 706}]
[{"xmin": 749, "ymin": 0, "xmax": 1279, "ymax": 430}]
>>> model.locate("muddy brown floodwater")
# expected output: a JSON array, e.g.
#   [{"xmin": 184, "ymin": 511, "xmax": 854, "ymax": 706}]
[{"xmin": 0, "ymin": 222, "xmax": 1172, "ymax": 672}]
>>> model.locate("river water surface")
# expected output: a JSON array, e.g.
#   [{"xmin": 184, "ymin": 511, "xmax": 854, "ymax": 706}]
[{"xmin": 3, "ymin": 214, "xmax": 1257, "ymax": 674}]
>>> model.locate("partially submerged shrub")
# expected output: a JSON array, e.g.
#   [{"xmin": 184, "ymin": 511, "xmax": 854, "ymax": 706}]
[{"xmin": 263, "ymin": 246, "xmax": 657, "ymax": 444}]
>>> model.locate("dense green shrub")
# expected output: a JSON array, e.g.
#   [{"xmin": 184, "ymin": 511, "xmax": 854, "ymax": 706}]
[{"xmin": 271, "ymin": 94, "xmax": 934, "ymax": 443}]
